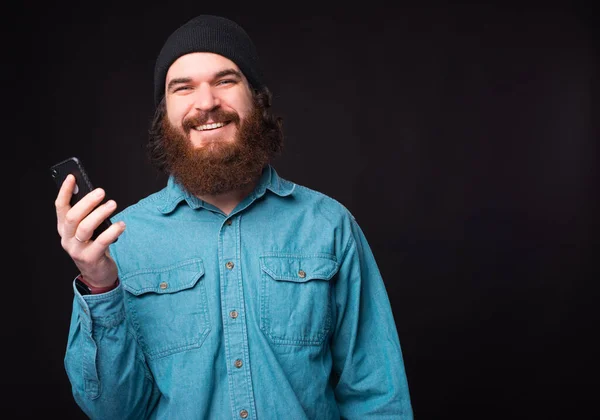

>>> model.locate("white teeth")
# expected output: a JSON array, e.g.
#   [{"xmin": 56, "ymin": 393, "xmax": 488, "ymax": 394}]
[{"xmin": 194, "ymin": 122, "xmax": 226, "ymax": 131}]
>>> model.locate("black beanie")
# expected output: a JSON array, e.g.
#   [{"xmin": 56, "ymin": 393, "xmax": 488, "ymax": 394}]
[{"xmin": 153, "ymin": 15, "xmax": 265, "ymax": 106}]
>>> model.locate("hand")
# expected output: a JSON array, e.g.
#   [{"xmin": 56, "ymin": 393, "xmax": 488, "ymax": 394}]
[{"xmin": 55, "ymin": 174, "xmax": 126, "ymax": 288}]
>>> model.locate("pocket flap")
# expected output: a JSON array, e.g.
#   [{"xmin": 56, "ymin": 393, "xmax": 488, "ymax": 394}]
[
  {"xmin": 121, "ymin": 259, "xmax": 205, "ymax": 296},
  {"xmin": 260, "ymin": 254, "xmax": 338, "ymax": 283}
]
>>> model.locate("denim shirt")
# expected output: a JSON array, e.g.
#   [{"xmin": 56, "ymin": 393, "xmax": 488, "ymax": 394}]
[{"xmin": 64, "ymin": 165, "xmax": 413, "ymax": 419}]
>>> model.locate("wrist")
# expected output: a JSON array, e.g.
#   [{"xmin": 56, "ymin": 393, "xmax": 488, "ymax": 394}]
[{"xmin": 76, "ymin": 275, "xmax": 119, "ymax": 295}]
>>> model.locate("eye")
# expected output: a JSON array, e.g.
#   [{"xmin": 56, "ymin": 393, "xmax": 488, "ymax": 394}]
[
  {"xmin": 216, "ymin": 79, "xmax": 236, "ymax": 86},
  {"xmin": 173, "ymin": 86, "xmax": 192, "ymax": 92}
]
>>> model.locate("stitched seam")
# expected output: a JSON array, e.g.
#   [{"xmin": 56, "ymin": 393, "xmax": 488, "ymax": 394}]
[
  {"xmin": 92, "ymin": 309, "xmax": 126, "ymax": 328},
  {"xmin": 124, "ymin": 280, "xmax": 211, "ymax": 360},
  {"xmin": 121, "ymin": 259, "xmax": 203, "ymax": 279}
]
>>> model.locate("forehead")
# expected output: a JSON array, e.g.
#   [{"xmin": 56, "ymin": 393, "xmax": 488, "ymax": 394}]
[{"xmin": 166, "ymin": 52, "xmax": 243, "ymax": 82}]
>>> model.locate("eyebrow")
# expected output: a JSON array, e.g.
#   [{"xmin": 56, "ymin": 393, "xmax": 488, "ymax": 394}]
[
  {"xmin": 215, "ymin": 68, "xmax": 243, "ymax": 80},
  {"xmin": 166, "ymin": 69, "xmax": 243, "ymax": 92}
]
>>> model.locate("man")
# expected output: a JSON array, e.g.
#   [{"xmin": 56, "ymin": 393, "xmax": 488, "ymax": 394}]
[{"xmin": 55, "ymin": 15, "xmax": 413, "ymax": 419}]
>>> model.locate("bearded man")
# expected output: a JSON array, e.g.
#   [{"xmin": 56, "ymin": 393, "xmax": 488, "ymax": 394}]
[{"xmin": 54, "ymin": 15, "xmax": 413, "ymax": 419}]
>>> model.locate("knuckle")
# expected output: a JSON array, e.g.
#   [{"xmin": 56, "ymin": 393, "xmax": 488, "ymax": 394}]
[
  {"xmin": 60, "ymin": 237, "xmax": 70, "ymax": 250},
  {"xmin": 64, "ymin": 212, "xmax": 78, "ymax": 225}
]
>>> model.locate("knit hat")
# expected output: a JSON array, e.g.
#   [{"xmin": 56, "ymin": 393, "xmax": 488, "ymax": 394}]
[{"xmin": 153, "ymin": 15, "xmax": 265, "ymax": 106}]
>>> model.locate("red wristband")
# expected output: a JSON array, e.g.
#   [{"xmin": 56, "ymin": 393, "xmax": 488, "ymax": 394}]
[{"xmin": 77, "ymin": 275, "xmax": 120, "ymax": 294}]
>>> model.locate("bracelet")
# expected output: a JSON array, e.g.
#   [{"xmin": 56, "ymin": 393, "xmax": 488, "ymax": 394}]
[{"xmin": 76, "ymin": 275, "xmax": 120, "ymax": 295}]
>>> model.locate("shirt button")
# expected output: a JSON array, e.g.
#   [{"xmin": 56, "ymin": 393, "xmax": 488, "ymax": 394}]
[
  {"xmin": 225, "ymin": 219, "xmax": 232, "ymax": 226},
  {"xmin": 226, "ymin": 261, "xmax": 234, "ymax": 270},
  {"xmin": 298, "ymin": 270, "xmax": 306, "ymax": 278},
  {"xmin": 159, "ymin": 281, "xmax": 168, "ymax": 289},
  {"xmin": 230, "ymin": 310, "xmax": 238, "ymax": 319},
  {"xmin": 234, "ymin": 359, "xmax": 243, "ymax": 368},
  {"xmin": 240, "ymin": 410, "xmax": 248, "ymax": 418}
]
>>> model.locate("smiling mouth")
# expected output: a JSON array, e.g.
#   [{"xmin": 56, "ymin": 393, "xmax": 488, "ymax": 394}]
[{"xmin": 193, "ymin": 121, "xmax": 229, "ymax": 131}]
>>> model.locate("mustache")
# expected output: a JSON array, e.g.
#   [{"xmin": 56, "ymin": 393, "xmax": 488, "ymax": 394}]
[{"xmin": 182, "ymin": 109, "xmax": 240, "ymax": 132}]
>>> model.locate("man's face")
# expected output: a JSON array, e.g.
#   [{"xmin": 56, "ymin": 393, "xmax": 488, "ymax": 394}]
[
  {"xmin": 154, "ymin": 52, "xmax": 282, "ymax": 197},
  {"xmin": 165, "ymin": 52, "xmax": 255, "ymax": 150}
]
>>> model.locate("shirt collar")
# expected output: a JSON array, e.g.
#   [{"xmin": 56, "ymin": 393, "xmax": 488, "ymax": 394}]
[{"xmin": 157, "ymin": 165, "xmax": 295, "ymax": 214}]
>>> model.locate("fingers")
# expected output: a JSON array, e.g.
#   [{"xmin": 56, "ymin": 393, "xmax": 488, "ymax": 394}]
[
  {"xmin": 74, "ymin": 234, "xmax": 90, "ymax": 244},
  {"xmin": 55, "ymin": 174, "xmax": 76, "ymax": 230},
  {"xmin": 55, "ymin": 174, "xmax": 121, "ymax": 247},
  {"xmin": 74, "ymin": 200, "xmax": 117, "ymax": 242},
  {"xmin": 72, "ymin": 221, "xmax": 126, "ymax": 262},
  {"xmin": 91, "ymin": 221, "xmax": 126, "ymax": 249},
  {"xmin": 55, "ymin": 176, "xmax": 125, "ymax": 286},
  {"xmin": 69, "ymin": 221, "xmax": 125, "ymax": 270},
  {"xmin": 62, "ymin": 221, "xmax": 125, "ymax": 272},
  {"xmin": 59, "ymin": 186, "xmax": 106, "ymax": 240},
  {"xmin": 72, "ymin": 247, "xmax": 120, "ymax": 288}
]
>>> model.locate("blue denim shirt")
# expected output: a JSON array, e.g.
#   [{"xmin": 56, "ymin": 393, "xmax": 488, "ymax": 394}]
[{"xmin": 64, "ymin": 165, "xmax": 413, "ymax": 419}]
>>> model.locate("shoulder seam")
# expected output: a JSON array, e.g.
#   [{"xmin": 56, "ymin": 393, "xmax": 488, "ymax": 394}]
[{"xmin": 293, "ymin": 184, "xmax": 357, "ymax": 221}]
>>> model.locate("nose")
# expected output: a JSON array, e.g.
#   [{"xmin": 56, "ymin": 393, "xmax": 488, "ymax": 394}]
[{"xmin": 194, "ymin": 83, "xmax": 220, "ymax": 111}]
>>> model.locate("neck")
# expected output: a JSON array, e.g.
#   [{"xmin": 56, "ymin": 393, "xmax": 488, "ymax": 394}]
[{"xmin": 197, "ymin": 180, "xmax": 258, "ymax": 215}]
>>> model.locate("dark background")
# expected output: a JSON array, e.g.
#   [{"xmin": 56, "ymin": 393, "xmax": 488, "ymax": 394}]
[{"xmin": 13, "ymin": 2, "xmax": 597, "ymax": 419}]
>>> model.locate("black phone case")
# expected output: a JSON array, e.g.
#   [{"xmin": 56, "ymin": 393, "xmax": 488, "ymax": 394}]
[
  {"xmin": 50, "ymin": 156, "xmax": 95, "ymax": 206},
  {"xmin": 50, "ymin": 156, "xmax": 112, "ymax": 239}
]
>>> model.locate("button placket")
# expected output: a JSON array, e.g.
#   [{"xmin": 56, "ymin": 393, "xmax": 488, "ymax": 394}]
[{"xmin": 219, "ymin": 213, "xmax": 256, "ymax": 418}]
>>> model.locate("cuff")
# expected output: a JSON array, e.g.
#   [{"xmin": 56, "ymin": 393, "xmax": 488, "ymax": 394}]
[{"xmin": 77, "ymin": 275, "xmax": 120, "ymax": 294}]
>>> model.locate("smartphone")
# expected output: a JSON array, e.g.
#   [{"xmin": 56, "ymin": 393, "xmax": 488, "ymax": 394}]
[{"xmin": 50, "ymin": 156, "xmax": 112, "ymax": 239}]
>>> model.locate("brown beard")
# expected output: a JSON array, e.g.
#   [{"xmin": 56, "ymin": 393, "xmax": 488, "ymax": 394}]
[{"xmin": 157, "ymin": 95, "xmax": 282, "ymax": 196}]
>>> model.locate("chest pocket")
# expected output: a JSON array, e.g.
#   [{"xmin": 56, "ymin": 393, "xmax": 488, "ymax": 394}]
[
  {"xmin": 122, "ymin": 259, "xmax": 211, "ymax": 360},
  {"xmin": 259, "ymin": 254, "xmax": 338, "ymax": 346}
]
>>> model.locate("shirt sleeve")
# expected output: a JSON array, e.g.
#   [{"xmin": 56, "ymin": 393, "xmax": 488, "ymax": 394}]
[
  {"xmin": 330, "ymin": 219, "xmax": 414, "ymax": 419},
  {"xmin": 64, "ymin": 278, "xmax": 160, "ymax": 418}
]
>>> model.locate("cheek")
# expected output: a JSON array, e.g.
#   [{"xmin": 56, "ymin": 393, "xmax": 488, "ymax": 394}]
[
  {"xmin": 166, "ymin": 102, "xmax": 187, "ymax": 128},
  {"xmin": 234, "ymin": 96, "xmax": 255, "ymax": 122},
  {"xmin": 222, "ymin": 84, "xmax": 254, "ymax": 120}
]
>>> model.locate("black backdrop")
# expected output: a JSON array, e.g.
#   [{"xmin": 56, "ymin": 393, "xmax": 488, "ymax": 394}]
[{"xmin": 14, "ymin": 2, "xmax": 597, "ymax": 419}]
